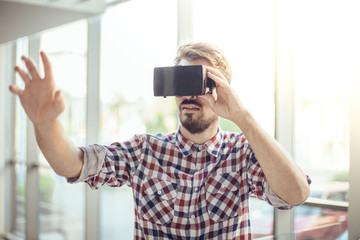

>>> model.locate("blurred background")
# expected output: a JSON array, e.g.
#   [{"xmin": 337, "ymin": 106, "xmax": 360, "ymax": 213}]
[{"xmin": 0, "ymin": 0, "xmax": 359, "ymax": 239}]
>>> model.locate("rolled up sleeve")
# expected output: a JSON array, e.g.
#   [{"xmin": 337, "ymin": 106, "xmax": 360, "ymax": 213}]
[{"xmin": 66, "ymin": 144, "xmax": 107, "ymax": 184}]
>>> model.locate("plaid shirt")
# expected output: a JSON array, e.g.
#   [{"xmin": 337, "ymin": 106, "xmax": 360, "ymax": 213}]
[{"xmin": 68, "ymin": 129, "xmax": 293, "ymax": 239}]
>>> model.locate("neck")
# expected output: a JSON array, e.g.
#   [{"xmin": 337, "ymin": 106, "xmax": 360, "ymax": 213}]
[{"xmin": 179, "ymin": 122, "xmax": 219, "ymax": 144}]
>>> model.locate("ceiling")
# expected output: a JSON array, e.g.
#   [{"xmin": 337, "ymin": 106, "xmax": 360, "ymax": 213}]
[{"xmin": 0, "ymin": 0, "xmax": 106, "ymax": 44}]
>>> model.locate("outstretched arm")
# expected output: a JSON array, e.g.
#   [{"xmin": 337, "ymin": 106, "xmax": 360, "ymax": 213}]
[
  {"xmin": 201, "ymin": 66, "xmax": 310, "ymax": 205},
  {"xmin": 9, "ymin": 52, "xmax": 83, "ymax": 178}
]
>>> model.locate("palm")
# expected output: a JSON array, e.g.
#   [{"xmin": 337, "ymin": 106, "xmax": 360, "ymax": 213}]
[{"xmin": 9, "ymin": 52, "xmax": 64, "ymax": 125}]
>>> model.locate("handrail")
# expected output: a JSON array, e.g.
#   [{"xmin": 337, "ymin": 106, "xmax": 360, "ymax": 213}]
[{"xmin": 302, "ymin": 197, "xmax": 348, "ymax": 212}]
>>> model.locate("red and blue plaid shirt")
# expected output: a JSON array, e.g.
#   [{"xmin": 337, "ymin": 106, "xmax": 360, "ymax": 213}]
[{"xmin": 68, "ymin": 129, "xmax": 294, "ymax": 239}]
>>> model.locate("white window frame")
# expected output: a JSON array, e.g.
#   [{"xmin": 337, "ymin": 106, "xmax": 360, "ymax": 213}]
[
  {"xmin": 85, "ymin": 15, "xmax": 102, "ymax": 240},
  {"xmin": 349, "ymin": 59, "xmax": 360, "ymax": 239}
]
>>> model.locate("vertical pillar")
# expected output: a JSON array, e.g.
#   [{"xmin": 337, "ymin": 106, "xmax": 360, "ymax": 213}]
[
  {"xmin": 25, "ymin": 34, "xmax": 41, "ymax": 240},
  {"xmin": 274, "ymin": 0, "xmax": 295, "ymax": 238},
  {"xmin": 85, "ymin": 15, "xmax": 101, "ymax": 240},
  {"xmin": 177, "ymin": 0, "xmax": 193, "ymax": 47},
  {"xmin": 348, "ymin": 39, "xmax": 360, "ymax": 240}
]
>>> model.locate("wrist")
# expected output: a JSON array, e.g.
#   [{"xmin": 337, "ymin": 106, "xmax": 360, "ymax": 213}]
[
  {"xmin": 33, "ymin": 119, "xmax": 61, "ymax": 135},
  {"xmin": 231, "ymin": 107, "xmax": 253, "ymax": 131}
]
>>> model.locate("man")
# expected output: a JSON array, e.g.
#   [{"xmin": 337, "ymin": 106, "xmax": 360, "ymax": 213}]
[{"xmin": 9, "ymin": 42, "xmax": 310, "ymax": 239}]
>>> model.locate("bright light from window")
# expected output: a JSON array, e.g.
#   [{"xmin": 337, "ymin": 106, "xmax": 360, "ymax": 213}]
[{"xmin": 100, "ymin": 1, "xmax": 177, "ymax": 239}]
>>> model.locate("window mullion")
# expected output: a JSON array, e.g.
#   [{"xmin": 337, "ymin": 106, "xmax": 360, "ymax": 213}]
[
  {"xmin": 0, "ymin": 41, "xmax": 16, "ymax": 237},
  {"xmin": 177, "ymin": 0, "xmax": 193, "ymax": 47},
  {"xmin": 349, "ymin": 57, "xmax": 360, "ymax": 240},
  {"xmin": 85, "ymin": 15, "xmax": 102, "ymax": 240},
  {"xmin": 5, "ymin": 42, "xmax": 17, "ymax": 235},
  {"xmin": 26, "ymin": 34, "xmax": 41, "ymax": 240},
  {"xmin": 274, "ymin": 0, "xmax": 295, "ymax": 238}
]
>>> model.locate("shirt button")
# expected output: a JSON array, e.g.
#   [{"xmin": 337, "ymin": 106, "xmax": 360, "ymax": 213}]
[
  {"xmin": 191, "ymin": 215, "xmax": 196, "ymax": 219},
  {"xmin": 157, "ymin": 190, "xmax": 162, "ymax": 195},
  {"xmin": 194, "ymin": 187, "xmax": 199, "ymax": 192}
]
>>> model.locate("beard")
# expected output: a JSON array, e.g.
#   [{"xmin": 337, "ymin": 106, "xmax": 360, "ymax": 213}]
[{"xmin": 178, "ymin": 99, "xmax": 218, "ymax": 134}]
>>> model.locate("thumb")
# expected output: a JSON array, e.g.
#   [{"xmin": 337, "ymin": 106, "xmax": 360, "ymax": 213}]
[
  {"xmin": 53, "ymin": 90, "xmax": 65, "ymax": 114},
  {"xmin": 200, "ymin": 92, "xmax": 216, "ymax": 109}
]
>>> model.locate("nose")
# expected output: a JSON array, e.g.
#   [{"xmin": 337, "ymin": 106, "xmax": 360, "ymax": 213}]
[
  {"xmin": 177, "ymin": 95, "xmax": 198, "ymax": 103},
  {"xmin": 176, "ymin": 95, "xmax": 199, "ymax": 105},
  {"xmin": 184, "ymin": 95, "xmax": 198, "ymax": 100}
]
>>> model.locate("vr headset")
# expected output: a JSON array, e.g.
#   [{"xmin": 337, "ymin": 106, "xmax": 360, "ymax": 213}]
[{"xmin": 153, "ymin": 65, "xmax": 216, "ymax": 97}]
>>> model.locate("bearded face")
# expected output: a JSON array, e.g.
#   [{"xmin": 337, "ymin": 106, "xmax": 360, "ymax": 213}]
[
  {"xmin": 175, "ymin": 58, "xmax": 219, "ymax": 134},
  {"xmin": 177, "ymin": 98, "xmax": 218, "ymax": 134}
]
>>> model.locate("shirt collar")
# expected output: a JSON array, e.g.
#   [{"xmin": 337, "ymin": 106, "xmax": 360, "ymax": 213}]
[{"xmin": 175, "ymin": 127, "xmax": 223, "ymax": 158}]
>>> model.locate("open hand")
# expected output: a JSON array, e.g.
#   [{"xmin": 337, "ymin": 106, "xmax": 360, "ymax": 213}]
[{"xmin": 9, "ymin": 51, "xmax": 65, "ymax": 126}]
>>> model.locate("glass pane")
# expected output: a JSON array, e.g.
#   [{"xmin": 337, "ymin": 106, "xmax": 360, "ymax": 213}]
[
  {"xmin": 295, "ymin": 206, "xmax": 348, "ymax": 240},
  {"xmin": 38, "ymin": 20, "xmax": 87, "ymax": 240},
  {"xmin": 38, "ymin": 168, "xmax": 85, "ymax": 240},
  {"xmin": 100, "ymin": 0, "xmax": 178, "ymax": 239},
  {"xmin": 292, "ymin": 0, "xmax": 352, "ymax": 237},
  {"xmin": 14, "ymin": 37, "xmax": 29, "ymax": 237},
  {"xmin": 193, "ymin": 0, "xmax": 276, "ymax": 135},
  {"xmin": 14, "ymin": 164, "xmax": 26, "ymax": 237},
  {"xmin": 293, "ymin": 0, "xmax": 350, "ymax": 200},
  {"xmin": 249, "ymin": 198, "xmax": 274, "ymax": 238},
  {"xmin": 193, "ymin": 0, "xmax": 276, "ymax": 237}
]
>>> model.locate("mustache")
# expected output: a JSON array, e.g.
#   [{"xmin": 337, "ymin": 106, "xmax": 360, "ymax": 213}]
[{"xmin": 180, "ymin": 99, "xmax": 202, "ymax": 107}]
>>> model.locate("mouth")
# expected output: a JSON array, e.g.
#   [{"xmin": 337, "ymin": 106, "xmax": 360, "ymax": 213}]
[
  {"xmin": 182, "ymin": 104, "xmax": 201, "ymax": 111},
  {"xmin": 179, "ymin": 99, "xmax": 202, "ymax": 113}
]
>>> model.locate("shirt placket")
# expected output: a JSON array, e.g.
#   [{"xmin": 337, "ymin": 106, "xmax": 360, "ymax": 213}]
[{"xmin": 188, "ymin": 146, "xmax": 207, "ymax": 238}]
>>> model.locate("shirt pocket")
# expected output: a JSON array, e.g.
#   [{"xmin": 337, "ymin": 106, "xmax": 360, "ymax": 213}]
[
  {"xmin": 205, "ymin": 172, "xmax": 244, "ymax": 223},
  {"xmin": 140, "ymin": 176, "xmax": 178, "ymax": 225}
]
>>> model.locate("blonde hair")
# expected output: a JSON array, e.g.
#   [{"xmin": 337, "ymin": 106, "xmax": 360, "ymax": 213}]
[{"xmin": 174, "ymin": 42, "xmax": 232, "ymax": 83}]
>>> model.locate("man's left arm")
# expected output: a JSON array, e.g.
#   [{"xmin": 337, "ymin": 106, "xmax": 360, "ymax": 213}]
[
  {"xmin": 202, "ymin": 67, "xmax": 310, "ymax": 206},
  {"xmin": 236, "ymin": 110, "xmax": 310, "ymax": 205}
]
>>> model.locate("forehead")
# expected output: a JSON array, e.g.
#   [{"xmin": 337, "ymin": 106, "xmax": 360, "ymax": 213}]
[{"xmin": 178, "ymin": 58, "xmax": 211, "ymax": 67}]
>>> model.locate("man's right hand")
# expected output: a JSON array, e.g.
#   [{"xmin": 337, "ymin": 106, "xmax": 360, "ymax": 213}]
[
  {"xmin": 9, "ymin": 51, "xmax": 65, "ymax": 126},
  {"xmin": 9, "ymin": 51, "xmax": 83, "ymax": 178}
]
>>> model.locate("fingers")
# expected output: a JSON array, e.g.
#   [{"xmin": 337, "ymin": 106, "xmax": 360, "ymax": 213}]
[
  {"xmin": 40, "ymin": 51, "xmax": 53, "ymax": 79},
  {"xmin": 198, "ymin": 91, "xmax": 216, "ymax": 107},
  {"xmin": 206, "ymin": 66, "xmax": 228, "ymax": 84},
  {"xmin": 206, "ymin": 68, "xmax": 231, "ymax": 94},
  {"xmin": 14, "ymin": 65, "xmax": 31, "ymax": 86},
  {"xmin": 12, "ymin": 51, "xmax": 52, "ymax": 93},
  {"xmin": 21, "ymin": 56, "xmax": 41, "ymax": 81},
  {"xmin": 9, "ymin": 85, "xmax": 23, "ymax": 96},
  {"xmin": 204, "ymin": 93, "xmax": 216, "ymax": 105}
]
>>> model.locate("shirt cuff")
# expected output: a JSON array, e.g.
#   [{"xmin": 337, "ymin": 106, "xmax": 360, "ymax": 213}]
[
  {"xmin": 264, "ymin": 182, "xmax": 293, "ymax": 209},
  {"xmin": 264, "ymin": 175, "xmax": 312, "ymax": 209},
  {"xmin": 66, "ymin": 144, "xmax": 107, "ymax": 184}
]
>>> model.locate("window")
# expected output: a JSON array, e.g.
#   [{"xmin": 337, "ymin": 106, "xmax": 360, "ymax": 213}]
[
  {"xmin": 38, "ymin": 20, "xmax": 88, "ymax": 240},
  {"xmin": 100, "ymin": 0, "xmax": 177, "ymax": 239},
  {"xmin": 3, "ymin": 1, "xmax": 359, "ymax": 239},
  {"xmin": 292, "ymin": 1, "xmax": 351, "ymax": 238}
]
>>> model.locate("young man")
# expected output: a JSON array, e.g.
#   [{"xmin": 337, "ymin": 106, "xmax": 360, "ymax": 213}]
[{"xmin": 9, "ymin": 42, "xmax": 310, "ymax": 239}]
